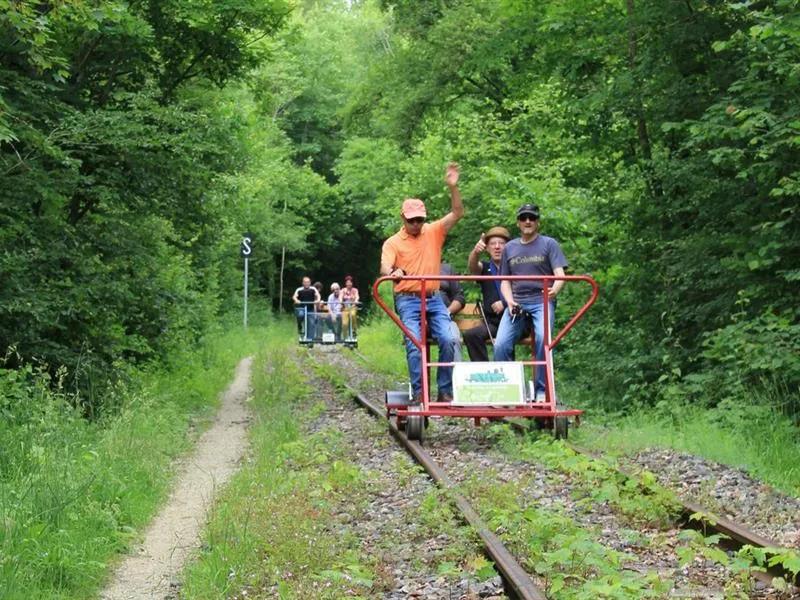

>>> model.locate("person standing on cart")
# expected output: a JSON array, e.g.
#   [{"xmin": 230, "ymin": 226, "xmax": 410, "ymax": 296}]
[
  {"xmin": 380, "ymin": 162, "xmax": 464, "ymax": 403},
  {"xmin": 464, "ymin": 226, "xmax": 511, "ymax": 361},
  {"xmin": 292, "ymin": 276, "xmax": 321, "ymax": 341},
  {"xmin": 493, "ymin": 204, "xmax": 567, "ymax": 401}
]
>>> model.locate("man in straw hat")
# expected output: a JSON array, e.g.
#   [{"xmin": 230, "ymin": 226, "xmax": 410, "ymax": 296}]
[
  {"xmin": 380, "ymin": 162, "xmax": 464, "ymax": 403},
  {"xmin": 464, "ymin": 226, "xmax": 511, "ymax": 361}
]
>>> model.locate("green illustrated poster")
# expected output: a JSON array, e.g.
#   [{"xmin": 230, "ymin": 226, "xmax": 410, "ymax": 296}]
[{"xmin": 452, "ymin": 362, "xmax": 525, "ymax": 406}]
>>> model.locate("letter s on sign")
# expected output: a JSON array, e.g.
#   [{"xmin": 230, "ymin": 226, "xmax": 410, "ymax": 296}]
[{"xmin": 240, "ymin": 235, "xmax": 252, "ymax": 258}]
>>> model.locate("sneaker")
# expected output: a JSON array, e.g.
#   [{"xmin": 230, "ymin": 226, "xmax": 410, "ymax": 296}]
[
  {"xmin": 437, "ymin": 393, "xmax": 453, "ymax": 403},
  {"xmin": 534, "ymin": 391, "xmax": 546, "ymax": 403}
]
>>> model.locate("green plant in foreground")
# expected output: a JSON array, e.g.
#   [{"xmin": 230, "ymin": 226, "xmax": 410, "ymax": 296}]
[
  {"xmin": 481, "ymin": 497, "xmax": 672, "ymax": 599},
  {"xmin": 496, "ymin": 429, "xmax": 681, "ymax": 528},
  {"xmin": 678, "ymin": 514, "xmax": 800, "ymax": 597},
  {"xmin": 181, "ymin": 342, "xmax": 381, "ymax": 599},
  {"xmin": 0, "ymin": 324, "xmax": 260, "ymax": 600}
]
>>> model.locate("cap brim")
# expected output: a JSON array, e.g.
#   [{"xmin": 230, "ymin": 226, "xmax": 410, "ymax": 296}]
[{"xmin": 403, "ymin": 210, "xmax": 427, "ymax": 219}]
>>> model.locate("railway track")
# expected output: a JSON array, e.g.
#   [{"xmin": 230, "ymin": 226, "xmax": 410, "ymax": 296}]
[
  {"xmin": 341, "ymin": 377, "xmax": 548, "ymax": 600},
  {"xmin": 532, "ymin": 431, "xmax": 799, "ymax": 590},
  {"xmin": 311, "ymin": 346, "xmax": 799, "ymax": 599}
]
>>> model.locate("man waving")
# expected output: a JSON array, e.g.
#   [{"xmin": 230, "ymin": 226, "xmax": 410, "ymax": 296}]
[{"xmin": 380, "ymin": 163, "xmax": 464, "ymax": 403}]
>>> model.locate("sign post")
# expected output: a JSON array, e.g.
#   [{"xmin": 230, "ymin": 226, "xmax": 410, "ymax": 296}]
[{"xmin": 240, "ymin": 232, "xmax": 253, "ymax": 329}]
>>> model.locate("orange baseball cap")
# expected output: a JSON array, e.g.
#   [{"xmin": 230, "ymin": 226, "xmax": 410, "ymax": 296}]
[{"xmin": 401, "ymin": 198, "xmax": 427, "ymax": 219}]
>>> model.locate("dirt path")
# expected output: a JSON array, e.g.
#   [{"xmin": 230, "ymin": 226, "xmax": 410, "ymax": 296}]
[{"xmin": 101, "ymin": 357, "xmax": 253, "ymax": 600}]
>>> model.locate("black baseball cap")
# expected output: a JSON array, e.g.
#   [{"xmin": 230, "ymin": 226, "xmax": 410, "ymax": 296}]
[{"xmin": 516, "ymin": 203, "xmax": 540, "ymax": 219}]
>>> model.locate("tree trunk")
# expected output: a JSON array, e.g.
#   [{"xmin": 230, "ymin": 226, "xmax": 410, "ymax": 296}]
[{"xmin": 626, "ymin": 0, "xmax": 662, "ymax": 199}]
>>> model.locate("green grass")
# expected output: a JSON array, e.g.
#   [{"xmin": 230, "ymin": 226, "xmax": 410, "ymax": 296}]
[
  {"xmin": 355, "ymin": 314, "xmax": 407, "ymax": 378},
  {"xmin": 180, "ymin": 322, "xmax": 381, "ymax": 598},
  {"xmin": 0, "ymin": 320, "xmax": 267, "ymax": 600},
  {"xmin": 182, "ymin": 319, "xmax": 497, "ymax": 598},
  {"xmin": 571, "ymin": 395, "xmax": 800, "ymax": 497}
]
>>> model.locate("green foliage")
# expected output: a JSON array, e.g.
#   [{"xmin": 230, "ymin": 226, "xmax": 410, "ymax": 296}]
[
  {"xmin": 572, "ymin": 395, "xmax": 800, "ymax": 496},
  {"xmin": 473, "ymin": 481, "xmax": 672, "ymax": 598},
  {"xmin": 330, "ymin": 0, "xmax": 800, "ymax": 415},
  {"xmin": 497, "ymin": 431, "xmax": 680, "ymax": 528},
  {"xmin": 0, "ymin": 0, "xmax": 308, "ymax": 410},
  {"xmin": 0, "ymin": 323, "xmax": 262, "ymax": 599}
]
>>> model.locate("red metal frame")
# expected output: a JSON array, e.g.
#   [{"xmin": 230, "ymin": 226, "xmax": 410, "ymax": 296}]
[{"xmin": 372, "ymin": 274, "xmax": 599, "ymax": 421}]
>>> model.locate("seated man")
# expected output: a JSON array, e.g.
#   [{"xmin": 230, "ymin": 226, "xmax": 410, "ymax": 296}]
[
  {"xmin": 292, "ymin": 276, "xmax": 321, "ymax": 340},
  {"xmin": 463, "ymin": 226, "xmax": 511, "ymax": 361},
  {"xmin": 341, "ymin": 275, "xmax": 360, "ymax": 340},
  {"xmin": 439, "ymin": 262, "xmax": 465, "ymax": 361},
  {"xmin": 494, "ymin": 203, "xmax": 567, "ymax": 401}
]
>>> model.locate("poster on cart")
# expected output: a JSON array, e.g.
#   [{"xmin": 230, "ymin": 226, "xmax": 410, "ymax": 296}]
[{"xmin": 452, "ymin": 362, "xmax": 525, "ymax": 406}]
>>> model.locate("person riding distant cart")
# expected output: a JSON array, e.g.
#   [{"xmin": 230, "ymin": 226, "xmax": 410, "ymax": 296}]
[
  {"xmin": 494, "ymin": 203, "xmax": 567, "ymax": 402},
  {"xmin": 292, "ymin": 276, "xmax": 321, "ymax": 342},
  {"xmin": 379, "ymin": 162, "xmax": 464, "ymax": 403},
  {"xmin": 325, "ymin": 282, "xmax": 344, "ymax": 341},
  {"xmin": 341, "ymin": 275, "xmax": 360, "ymax": 341}
]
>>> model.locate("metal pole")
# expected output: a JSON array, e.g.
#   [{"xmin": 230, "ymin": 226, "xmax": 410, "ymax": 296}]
[{"xmin": 244, "ymin": 257, "xmax": 249, "ymax": 329}]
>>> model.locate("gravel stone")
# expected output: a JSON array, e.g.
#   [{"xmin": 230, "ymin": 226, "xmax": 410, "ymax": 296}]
[
  {"xmin": 311, "ymin": 346, "xmax": 800, "ymax": 599},
  {"xmin": 296, "ymin": 346, "xmax": 508, "ymax": 599},
  {"xmin": 626, "ymin": 448, "xmax": 800, "ymax": 550}
]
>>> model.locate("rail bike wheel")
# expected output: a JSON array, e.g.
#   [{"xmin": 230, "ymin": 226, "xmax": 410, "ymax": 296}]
[
  {"xmin": 554, "ymin": 416, "xmax": 569, "ymax": 440},
  {"xmin": 406, "ymin": 406, "xmax": 424, "ymax": 442}
]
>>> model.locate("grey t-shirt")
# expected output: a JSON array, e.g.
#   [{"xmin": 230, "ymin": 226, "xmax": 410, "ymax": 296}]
[{"xmin": 499, "ymin": 235, "xmax": 568, "ymax": 303}]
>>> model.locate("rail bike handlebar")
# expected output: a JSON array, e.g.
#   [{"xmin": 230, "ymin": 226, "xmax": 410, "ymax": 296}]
[{"xmin": 371, "ymin": 274, "xmax": 599, "ymax": 351}]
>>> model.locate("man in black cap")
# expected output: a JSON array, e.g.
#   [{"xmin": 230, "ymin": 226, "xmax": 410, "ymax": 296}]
[
  {"xmin": 494, "ymin": 204, "xmax": 567, "ymax": 401},
  {"xmin": 464, "ymin": 226, "xmax": 511, "ymax": 361}
]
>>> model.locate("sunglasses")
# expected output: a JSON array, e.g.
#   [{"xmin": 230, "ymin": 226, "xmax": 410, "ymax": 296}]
[
  {"xmin": 518, "ymin": 214, "xmax": 539, "ymax": 222},
  {"xmin": 406, "ymin": 217, "xmax": 426, "ymax": 225}
]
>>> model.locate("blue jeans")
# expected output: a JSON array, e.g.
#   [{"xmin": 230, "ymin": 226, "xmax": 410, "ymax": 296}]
[
  {"xmin": 494, "ymin": 300, "xmax": 556, "ymax": 394},
  {"xmin": 395, "ymin": 294, "xmax": 458, "ymax": 396},
  {"xmin": 294, "ymin": 306, "xmax": 316, "ymax": 340}
]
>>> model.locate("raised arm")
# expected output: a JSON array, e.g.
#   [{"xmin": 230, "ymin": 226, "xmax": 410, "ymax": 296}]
[
  {"xmin": 439, "ymin": 162, "xmax": 464, "ymax": 233},
  {"xmin": 467, "ymin": 234, "xmax": 485, "ymax": 275}
]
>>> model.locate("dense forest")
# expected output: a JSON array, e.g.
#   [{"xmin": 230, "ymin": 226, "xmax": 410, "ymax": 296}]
[{"xmin": 2, "ymin": 0, "xmax": 798, "ymax": 415}]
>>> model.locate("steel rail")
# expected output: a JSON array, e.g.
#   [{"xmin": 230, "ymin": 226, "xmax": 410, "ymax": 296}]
[
  {"xmin": 346, "ymin": 347, "xmax": 797, "ymax": 588},
  {"xmin": 570, "ymin": 442, "xmax": 799, "ymax": 587},
  {"xmin": 341, "ymin": 383, "xmax": 548, "ymax": 600},
  {"xmin": 502, "ymin": 420, "xmax": 798, "ymax": 587}
]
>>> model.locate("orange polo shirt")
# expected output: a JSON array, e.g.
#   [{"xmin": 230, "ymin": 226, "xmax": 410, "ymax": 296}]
[{"xmin": 381, "ymin": 219, "xmax": 447, "ymax": 293}]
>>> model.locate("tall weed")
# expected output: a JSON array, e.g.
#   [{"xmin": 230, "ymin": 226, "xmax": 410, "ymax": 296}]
[{"xmin": 0, "ymin": 322, "xmax": 265, "ymax": 599}]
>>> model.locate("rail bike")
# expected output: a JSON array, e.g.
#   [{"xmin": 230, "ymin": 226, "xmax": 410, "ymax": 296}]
[
  {"xmin": 372, "ymin": 274, "xmax": 598, "ymax": 441},
  {"xmin": 295, "ymin": 301, "xmax": 360, "ymax": 348}
]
